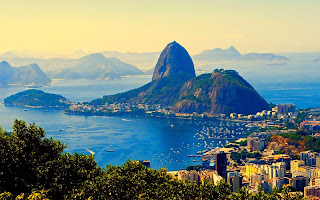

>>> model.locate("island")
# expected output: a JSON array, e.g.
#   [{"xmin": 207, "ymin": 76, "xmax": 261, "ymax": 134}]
[{"xmin": 4, "ymin": 89, "xmax": 70, "ymax": 108}]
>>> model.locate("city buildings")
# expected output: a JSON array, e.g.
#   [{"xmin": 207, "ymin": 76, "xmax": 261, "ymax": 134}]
[
  {"xmin": 167, "ymin": 169, "xmax": 222, "ymax": 185},
  {"xmin": 304, "ymin": 186, "xmax": 320, "ymax": 199},
  {"xmin": 300, "ymin": 121, "xmax": 320, "ymax": 131},
  {"xmin": 300, "ymin": 151, "xmax": 320, "ymax": 167},
  {"xmin": 227, "ymin": 172, "xmax": 242, "ymax": 192},
  {"xmin": 291, "ymin": 175, "xmax": 309, "ymax": 192},
  {"xmin": 275, "ymin": 104, "xmax": 296, "ymax": 114},
  {"xmin": 215, "ymin": 151, "xmax": 227, "ymax": 179},
  {"xmin": 247, "ymin": 137, "xmax": 265, "ymax": 152}
]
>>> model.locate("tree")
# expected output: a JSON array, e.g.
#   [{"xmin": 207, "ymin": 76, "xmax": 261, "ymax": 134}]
[
  {"xmin": 0, "ymin": 120, "xmax": 309, "ymax": 199},
  {"xmin": 0, "ymin": 120, "xmax": 65, "ymax": 195},
  {"xmin": 0, "ymin": 120, "xmax": 103, "ymax": 200}
]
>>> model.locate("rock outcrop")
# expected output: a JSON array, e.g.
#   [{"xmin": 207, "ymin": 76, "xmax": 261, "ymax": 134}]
[{"xmin": 152, "ymin": 41, "xmax": 195, "ymax": 81}]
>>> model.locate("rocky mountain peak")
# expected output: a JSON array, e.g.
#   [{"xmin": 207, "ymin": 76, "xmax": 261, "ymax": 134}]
[{"xmin": 152, "ymin": 41, "xmax": 195, "ymax": 81}]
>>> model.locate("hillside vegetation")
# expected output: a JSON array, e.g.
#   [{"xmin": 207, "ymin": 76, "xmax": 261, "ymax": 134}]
[
  {"xmin": 266, "ymin": 130, "xmax": 320, "ymax": 155},
  {"xmin": 0, "ymin": 120, "xmax": 303, "ymax": 199}
]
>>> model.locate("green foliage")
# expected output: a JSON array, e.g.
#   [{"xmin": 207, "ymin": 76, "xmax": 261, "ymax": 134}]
[
  {"xmin": 0, "ymin": 120, "xmax": 307, "ymax": 199},
  {"xmin": 224, "ymin": 143, "xmax": 240, "ymax": 148},
  {"xmin": 0, "ymin": 192, "xmax": 13, "ymax": 200},
  {"xmin": 90, "ymin": 72, "xmax": 192, "ymax": 106},
  {"xmin": 267, "ymin": 130, "xmax": 320, "ymax": 153},
  {"xmin": 0, "ymin": 120, "xmax": 102, "ymax": 199},
  {"xmin": 186, "ymin": 165, "xmax": 201, "ymax": 171},
  {"xmin": 296, "ymin": 111, "xmax": 308, "ymax": 124},
  {"xmin": 0, "ymin": 120, "xmax": 65, "ymax": 195},
  {"xmin": 236, "ymin": 140, "xmax": 247, "ymax": 146},
  {"xmin": 284, "ymin": 122, "xmax": 297, "ymax": 129},
  {"xmin": 290, "ymin": 154, "xmax": 300, "ymax": 160},
  {"xmin": 231, "ymin": 150, "xmax": 262, "ymax": 163}
]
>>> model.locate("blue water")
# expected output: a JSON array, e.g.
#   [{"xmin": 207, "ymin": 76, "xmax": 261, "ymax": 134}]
[
  {"xmin": 0, "ymin": 101, "xmax": 246, "ymax": 170},
  {"xmin": 0, "ymin": 58, "xmax": 320, "ymax": 170}
]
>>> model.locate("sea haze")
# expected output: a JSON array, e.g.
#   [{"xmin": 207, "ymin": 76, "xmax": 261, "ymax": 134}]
[{"xmin": 0, "ymin": 60, "xmax": 319, "ymax": 170}]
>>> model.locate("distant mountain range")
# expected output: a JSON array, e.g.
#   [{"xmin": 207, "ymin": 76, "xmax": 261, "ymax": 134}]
[
  {"xmin": 193, "ymin": 46, "xmax": 290, "ymax": 63},
  {"xmin": 53, "ymin": 53, "xmax": 144, "ymax": 80},
  {"xmin": 0, "ymin": 61, "xmax": 51, "ymax": 86},
  {"xmin": 90, "ymin": 42, "xmax": 269, "ymax": 115},
  {"xmin": 0, "ymin": 46, "xmax": 291, "ymax": 75},
  {"xmin": 0, "ymin": 57, "xmax": 77, "ymax": 74},
  {"xmin": 193, "ymin": 46, "xmax": 241, "ymax": 61},
  {"xmin": 0, "ymin": 53, "xmax": 144, "ymax": 80},
  {"xmin": 101, "ymin": 51, "xmax": 160, "ymax": 70},
  {"xmin": 100, "ymin": 47, "xmax": 290, "ymax": 71}
]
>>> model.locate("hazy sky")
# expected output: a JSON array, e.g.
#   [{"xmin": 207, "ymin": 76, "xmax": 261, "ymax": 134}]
[{"xmin": 1, "ymin": 0, "xmax": 320, "ymax": 55}]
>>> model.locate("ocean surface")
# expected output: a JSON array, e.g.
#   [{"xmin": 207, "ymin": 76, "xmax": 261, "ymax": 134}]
[{"xmin": 0, "ymin": 56, "xmax": 320, "ymax": 170}]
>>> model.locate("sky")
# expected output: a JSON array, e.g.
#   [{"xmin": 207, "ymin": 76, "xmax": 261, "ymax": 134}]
[{"xmin": 1, "ymin": 0, "xmax": 320, "ymax": 56}]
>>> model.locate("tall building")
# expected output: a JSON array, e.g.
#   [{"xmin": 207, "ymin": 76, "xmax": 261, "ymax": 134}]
[
  {"xmin": 298, "ymin": 166, "xmax": 320, "ymax": 179},
  {"xmin": 310, "ymin": 177, "xmax": 320, "ymax": 186},
  {"xmin": 215, "ymin": 151, "xmax": 227, "ymax": 179},
  {"xmin": 247, "ymin": 137, "xmax": 265, "ymax": 152},
  {"xmin": 291, "ymin": 175, "xmax": 309, "ymax": 192},
  {"xmin": 276, "ymin": 104, "xmax": 296, "ymax": 114},
  {"xmin": 227, "ymin": 172, "xmax": 242, "ymax": 192},
  {"xmin": 189, "ymin": 170, "xmax": 199, "ymax": 184},
  {"xmin": 304, "ymin": 186, "xmax": 320, "ymax": 198},
  {"xmin": 263, "ymin": 154, "xmax": 291, "ymax": 170},
  {"xmin": 255, "ymin": 180, "xmax": 272, "ymax": 193},
  {"xmin": 246, "ymin": 162, "xmax": 285, "ymax": 190},
  {"xmin": 250, "ymin": 173, "xmax": 265, "ymax": 186},
  {"xmin": 198, "ymin": 169, "xmax": 223, "ymax": 185},
  {"xmin": 167, "ymin": 169, "xmax": 222, "ymax": 185},
  {"xmin": 291, "ymin": 160, "xmax": 305, "ymax": 172},
  {"xmin": 300, "ymin": 151, "xmax": 320, "ymax": 167},
  {"xmin": 300, "ymin": 121, "xmax": 320, "ymax": 131}
]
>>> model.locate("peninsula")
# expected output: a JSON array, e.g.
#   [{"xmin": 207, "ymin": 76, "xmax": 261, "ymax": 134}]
[{"xmin": 66, "ymin": 41, "xmax": 269, "ymax": 116}]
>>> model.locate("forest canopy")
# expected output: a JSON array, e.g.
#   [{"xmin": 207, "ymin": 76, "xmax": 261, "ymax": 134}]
[{"xmin": 0, "ymin": 120, "xmax": 304, "ymax": 200}]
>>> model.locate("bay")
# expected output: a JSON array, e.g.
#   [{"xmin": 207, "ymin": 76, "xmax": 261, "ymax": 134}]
[{"xmin": 0, "ymin": 59, "xmax": 320, "ymax": 170}]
